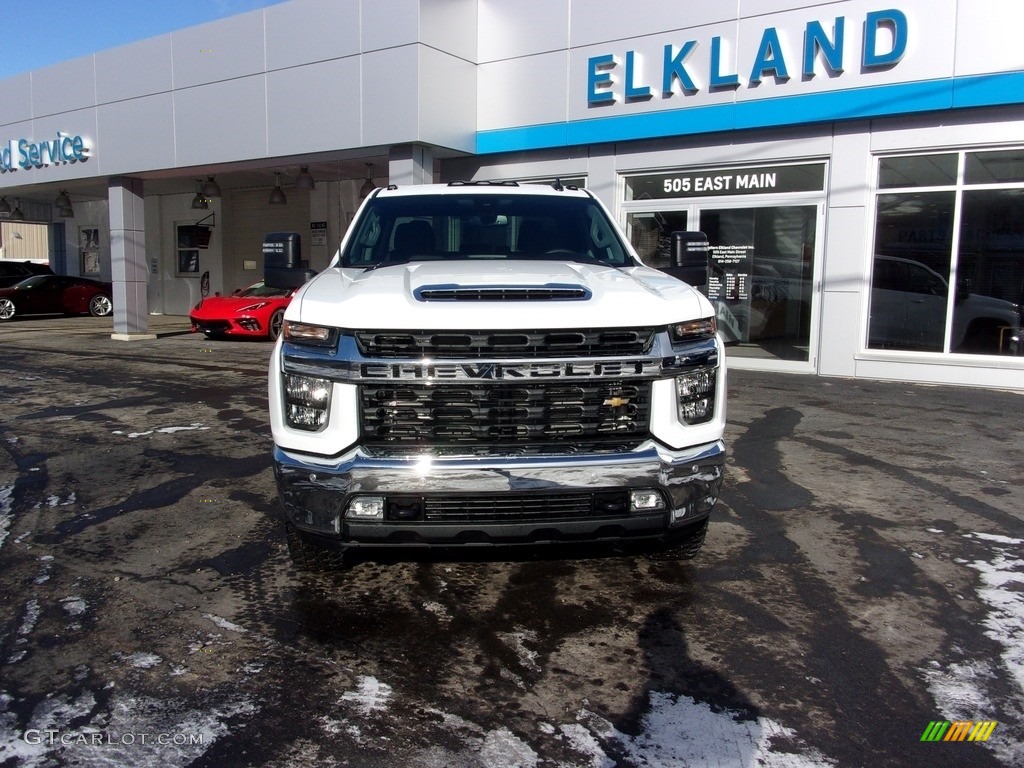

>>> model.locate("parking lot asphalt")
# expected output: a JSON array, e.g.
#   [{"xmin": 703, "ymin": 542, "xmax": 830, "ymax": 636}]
[{"xmin": 1, "ymin": 314, "xmax": 1022, "ymax": 768}]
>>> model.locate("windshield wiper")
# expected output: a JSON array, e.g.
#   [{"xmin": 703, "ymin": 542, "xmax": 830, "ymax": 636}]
[{"xmin": 362, "ymin": 257, "xmax": 416, "ymax": 272}]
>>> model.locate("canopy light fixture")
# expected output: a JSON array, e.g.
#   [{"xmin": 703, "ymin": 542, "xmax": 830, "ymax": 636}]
[
  {"xmin": 359, "ymin": 163, "xmax": 375, "ymax": 199},
  {"xmin": 201, "ymin": 175, "xmax": 221, "ymax": 197},
  {"xmin": 191, "ymin": 179, "xmax": 208, "ymax": 210},
  {"xmin": 54, "ymin": 189, "xmax": 71, "ymax": 209},
  {"xmin": 10, "ymin": 199, "xmax": 24, "ymax": 221},
  {"xmin": 294, "ymin": 165, "xmax": 315, "ymax": 191},
  {"xmin": 269, "ymin": 172, "xmax": 287, "ymax": 205}
]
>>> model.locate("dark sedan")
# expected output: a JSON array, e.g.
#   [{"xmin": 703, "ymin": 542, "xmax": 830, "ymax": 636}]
[{"xmin": 0, "ymin": 274, "xmax": 113, "ymax": 321}]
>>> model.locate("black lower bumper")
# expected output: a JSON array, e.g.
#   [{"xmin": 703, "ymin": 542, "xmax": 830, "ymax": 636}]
[{"xmin": 274, "ymin": 440, "xmax": 725, "ymax": 550}]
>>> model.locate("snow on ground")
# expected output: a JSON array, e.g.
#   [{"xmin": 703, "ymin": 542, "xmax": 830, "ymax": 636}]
[
  {"xmin": 339, "ymin": 676, "xmax": 392, "ymax": 716},
  {"xmin": 202, "ymin": 613, "xmax": 247, "ymax": 634},
  {"xmin": 31, "ymin": 557, "xmax": 54, "ymax": 586},
  {"xmin": 921, "ymin": 530, "xmax": 1024, "ymax": 765},
  {"xmin": 334, "ymin": 677, "xmax": 837, "ymax": 768},
  {"xmin": 43, "ymin": 492, "xmax": 76, "ymax": 508},
  {"xmin": 0, "ymin": 484, "xmax": 13, "ymax": 552},
  {"xmin": 497, "ymin": 629, "xmax": 541, "ymax": 675},
  {"xmin": 966, "ymin": 532, "xmax": 1024, "ymax": 696},
  {"xmin": 0, "ymin": 688, "xmax": 255, "ymax": 768},
  {"xmin": 16, "ymin": 600, "xmax": 41, "ymax": 640},
  {"xmin": 122, "ymin": 653, "xmax": 163, "ymax": 670},
  {"xmin": 61, "ymin": 597, "xmax": 87, "ymax": 617},
  {"xmin": 111, "ymin": 423, "xmax": 210, "ymax": 439},
  {"xmin": 577, "ymin": 694, "xmax": 836, "ymax": 768}
]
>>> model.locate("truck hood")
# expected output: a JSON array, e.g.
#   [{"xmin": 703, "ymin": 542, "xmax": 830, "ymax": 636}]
[{"xmin": 291, "ymin": 261, "xmax": 712, "ymax": 329}]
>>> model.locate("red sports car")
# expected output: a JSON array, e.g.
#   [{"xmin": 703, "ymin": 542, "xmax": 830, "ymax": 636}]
[
  {"xmin": 190, "ymin": 281, "xmax": 295, "ymax": 340},
  {"xmin": 0, "ymin": 274, "xmax": 113, "ymax": 321}
]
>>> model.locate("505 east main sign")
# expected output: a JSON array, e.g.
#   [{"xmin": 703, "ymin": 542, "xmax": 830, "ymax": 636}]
[{"xmin": 0, "ymin": 132, "xmax": 90, "ymax": 173}]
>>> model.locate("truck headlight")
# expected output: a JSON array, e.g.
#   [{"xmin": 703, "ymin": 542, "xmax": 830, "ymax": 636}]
[
  {"xmin": 284, "ymin": 374, "xmax": 332, "ymax": 430},
  {"xmin": 283, "ymin": 321, "xmax": 337, "ymax": 347},
  {"xmin": 676, "ymin": 367, "xmax": 716, "ymax": 425},
  {"xmin": 669, "ymin": 316, "xmax": 716, "ymax": 344}
]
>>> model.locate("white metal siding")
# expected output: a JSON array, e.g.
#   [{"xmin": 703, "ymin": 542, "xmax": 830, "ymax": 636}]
[{"xmin": 0, "ymin": 222, "xmax": 50, "ymax": 263}]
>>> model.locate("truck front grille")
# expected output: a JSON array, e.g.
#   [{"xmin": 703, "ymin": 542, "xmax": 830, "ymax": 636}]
[
  {"xmin": 418, "ymin": 491, "xmax": 630, "ymax": 522},
  {"xmin": 360, "ymin": 380, "xmax": 652, "ymax": 455},
  {"xmin": 355, "ymin": 328, "xmax": 656, "ymax": 359}
]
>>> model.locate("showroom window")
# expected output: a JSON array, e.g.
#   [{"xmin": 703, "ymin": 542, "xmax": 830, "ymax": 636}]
[{"xmin": 869, "ymin": 149, "xmax": 1024, "ymax": 355}]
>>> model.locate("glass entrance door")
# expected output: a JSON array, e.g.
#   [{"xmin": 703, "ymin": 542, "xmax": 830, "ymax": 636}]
[
  {"xmin": 698, "ymin": 205, "xmax": 818, "ymax": 362},
  {"xmin": 623, "ymin": 162, "xmax": 825, "ymax": 369}
]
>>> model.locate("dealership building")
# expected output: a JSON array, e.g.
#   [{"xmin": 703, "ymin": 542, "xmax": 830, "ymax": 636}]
[{"xmin": 0, "ymin": 0, "xmax": 1022, "ymax": 389}]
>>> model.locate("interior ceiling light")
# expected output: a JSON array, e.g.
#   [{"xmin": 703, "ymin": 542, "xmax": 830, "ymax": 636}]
[
  {"xmin": 191, "ymin": 179, "xmax": 208, "ymax": 210},
  {"xmin": 359, "ymin": 163, "xmax": 376, "ymax": 199},
  {"xmin": 269, "ymin": 172, "xmax": 287, "ymax": 205},
  {"xmin": 11, "ymin": 200, "xmax": 25, "ymax": 221},
  {"xmin": 294, "ymin": 165, "xmax": 315, "ymax": 191},
  {"xmin": 54, "ymin": 189, "xmax": 71, "ymax": 208},
  {"xmin": 0, "ymin": 197, "xmax": 10, "ymax": 215},
  {"xmin": 201, "ymin": 175, "xmax": 221, "ymax": 197}
]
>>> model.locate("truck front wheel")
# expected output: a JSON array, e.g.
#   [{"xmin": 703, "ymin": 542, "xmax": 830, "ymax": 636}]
[
  {"xmin": 645, "ymin": 519, "xmax": 709, "ymax": 561},
  {"xmin": 285, "ymin": 524, "xmax": 348, "ymax": 571}
]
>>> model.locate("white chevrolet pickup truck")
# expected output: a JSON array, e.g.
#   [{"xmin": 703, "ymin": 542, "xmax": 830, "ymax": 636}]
[{"xmin": 267, "ymin": 181, "xmax": 726, "ymax": 570}]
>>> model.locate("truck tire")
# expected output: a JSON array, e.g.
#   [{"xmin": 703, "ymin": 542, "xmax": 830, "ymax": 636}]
[
  {"xmin": 645, "ymin": 519, "xmax": 709, "ymax": 561},
  {"xmin": 285, "ymin": 523, "xmax": 348, "ymax": 572}
]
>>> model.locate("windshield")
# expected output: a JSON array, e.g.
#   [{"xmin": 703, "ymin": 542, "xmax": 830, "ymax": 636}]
[
  {"xmin": 340, "ymin": 193, "xmax": 635, "ymax": 268},
  {"xmin": 238, "ymin": 281, "xmax": 290, "ymax": 298}
]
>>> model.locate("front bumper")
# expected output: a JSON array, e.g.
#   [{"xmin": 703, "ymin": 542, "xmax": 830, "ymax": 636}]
[
  {"xmin": 274, "ymin": 439, "xmax": 725, "ymax": 549},
  {"xmin": 190, "ymin": 315, "xmax": 266, "ymax": 336}
]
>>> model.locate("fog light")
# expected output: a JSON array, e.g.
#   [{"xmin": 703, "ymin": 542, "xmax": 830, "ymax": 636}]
[
  {"xmin": 346, "ymin": 496, "xmax": 385, "ymax": 520},
  {"xmin": 630, "ymin": 489, "xmax": 666, "ymax": 512},
  {"xmin": 676, "ymin": 367, "xmax": 716, "ymax": 425},
  {"xmin": 284, "ymin": 374, "xmax": 331, "ymax": 431}
]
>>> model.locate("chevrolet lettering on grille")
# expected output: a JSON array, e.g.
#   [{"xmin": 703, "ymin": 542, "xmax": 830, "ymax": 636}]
[{"xmin": 360, "ymin": 359, "xmax": 662, "ymax": 380}]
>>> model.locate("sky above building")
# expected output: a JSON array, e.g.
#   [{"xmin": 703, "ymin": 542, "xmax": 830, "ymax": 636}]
[{"xmin": 0, "ymin": 0, "xmax": 288, "ymax": 81}]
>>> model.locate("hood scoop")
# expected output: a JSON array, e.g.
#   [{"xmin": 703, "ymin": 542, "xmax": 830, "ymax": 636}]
[{"xmin": 414, "ymin": 283, "xmax": 591, "ymax": 302}]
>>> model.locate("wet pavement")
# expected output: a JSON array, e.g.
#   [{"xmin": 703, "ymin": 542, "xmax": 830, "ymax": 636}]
[{"xmin": 0, "ymin": 314, "xmax": 1022, "ymax": 767}]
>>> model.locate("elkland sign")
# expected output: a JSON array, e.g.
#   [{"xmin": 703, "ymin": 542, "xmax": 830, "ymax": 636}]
[
  {"xmin": 587, "ymin": 9, "xmax": 908, "ymax": 105},
  {"xmin": 0, "ymin": 132, "xmax": 90, "ymax": 173},
  {"xmin": 476, "ymin": 5, "xmax": 924, "ymax": 153}
]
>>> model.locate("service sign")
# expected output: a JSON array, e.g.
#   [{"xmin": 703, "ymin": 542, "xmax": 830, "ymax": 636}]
[{"xmin": 0, "ymin": 132, "xmax": 91, "ymax": 173}]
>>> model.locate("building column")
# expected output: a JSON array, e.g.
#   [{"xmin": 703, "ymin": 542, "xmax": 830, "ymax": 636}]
[
  {"xmin": 388, "ymin": 144, "xmax": 435, "ymax": 187},
  {"xmin": 108, "ymin": 176, "xmax": 154, "ymax": 340}
]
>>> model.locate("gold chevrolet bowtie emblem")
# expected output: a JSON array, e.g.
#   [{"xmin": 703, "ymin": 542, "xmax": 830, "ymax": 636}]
[{"xmin": 603, "ymin": 396, "xmax": 631, "ymax": 407}]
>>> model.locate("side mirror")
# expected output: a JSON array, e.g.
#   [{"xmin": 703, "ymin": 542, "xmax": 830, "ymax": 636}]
[{"xmin": 667, "ymin": 231, "xmax": 711, "ymax": 294}]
